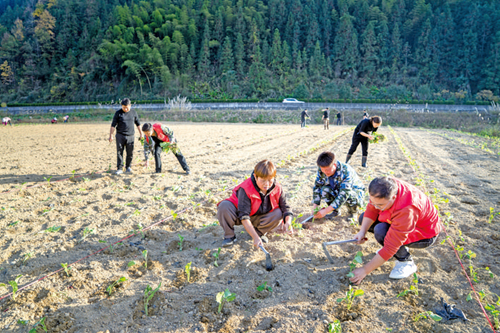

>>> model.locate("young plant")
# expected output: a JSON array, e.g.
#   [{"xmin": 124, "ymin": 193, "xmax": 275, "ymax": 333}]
[
  {"xmin": 127, "ymin": 261, "xmax": 136, "ymax": 268},
  {"xmin": 216, "ymin": 288, "xmax": 236, "ymax": 313},
  {"xmin": 485, "ymin": 303, "xmax": 500, "ymax": 330},
  {"xmin": 397, "ymin": 273, "xmax": 419, "ymax": 297},
  {"xmin": 185, "ymin": 262, "xmax": 192, "ymax": 283},
  {"xmin": 61, "ymin": 263, "xmax": 71, "ymax": 277},
  {"xmin": 337, "ymin": 285, "xmax": 364, "ymax": 310},
  {"xmin": 290, "ymin": 213, "xmax": 304, "ymax": 230},
  {"xmin": 106, "ymin": 277, "xmax": 127, "ymax": 296},
  {"xmin": 488, "ymin": 207, "xmax": 500, "ymax": 223},
  {"xmin": 413, "ymin": 311, "xmax": 442, "ymax": 322},
  {"xmin": 0, "ymin": 274, "xmax": 22, "ymax": 300},
  {"xmin": 144, "ymin": 283, "xmax": 161, "ymax": 316},
  {"xmin": 347, "ymin": 251, "xmax": 363, "ymax": 278},
  {"xmin": 178, "ymin": 234, "xmax": 185, "ymax": 251},
  {"xmin": 198, "ymin": 221, "xmax": 219, "ymax": 232},
  {"xmin": 98, "ymin": 240, "xmax": 123, "ymax": 253},
  {"xmin": 328, "ymin": 320, "xmax": 341, "ymax": 333},
  {"xmin": 70, "ymin": 170, "xmax": 76, "ymax": 180},
  {"xmin": 29, "ymin": 317, "xmax": 47, "ymax": 333},
  {"xmin": 43, "ymin": 226, "xmax": 61, "ymax": 233},
  {"xmin": 79, "ymin": 227, "xmax": 95, "ymax": 242},
  {"xmin": 43, "ymin": 176, "xmax": 53, "ymax": 185},
  {"xmin": 142, "ymin": 250, "xmax": 148, "ymax": 269},
  {"xmin": 213, "ymin": 247, "xmax": 222, "ymax": 267},
  {"xmin": 257, "ymin": 282, "xmax": 272, "ymax": 292},
  {"xmin": 22, "ymin": 252, "xmax": 34, "ymax": 265}
]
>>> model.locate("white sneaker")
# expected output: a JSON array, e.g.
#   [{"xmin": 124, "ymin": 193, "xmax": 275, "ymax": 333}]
[{"xmin": 389, "ymin": 260, "xmax": 417, "ymax": 279}]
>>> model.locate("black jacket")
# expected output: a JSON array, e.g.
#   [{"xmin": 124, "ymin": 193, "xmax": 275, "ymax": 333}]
[
  {"xmin": 353, "ymin": 118, "xmax": 378, "ymax": 139},
  {"xmin": 111, "ymin": 109, "xmax": 140, "ymax": 136}
]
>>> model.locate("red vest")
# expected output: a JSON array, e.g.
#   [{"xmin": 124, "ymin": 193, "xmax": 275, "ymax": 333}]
[
  {"xmin": 221, "ymin": 178, "xmax": 282, "ymax": 216},
  {"xmin": 153, "ymin": 123, "xmax": 169, "ymax": 142}
]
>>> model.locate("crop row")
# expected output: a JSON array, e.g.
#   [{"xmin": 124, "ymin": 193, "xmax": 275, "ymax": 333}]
[{"xmin": 421, "ymin": 128, "xmax": 500, "ymax": 155}]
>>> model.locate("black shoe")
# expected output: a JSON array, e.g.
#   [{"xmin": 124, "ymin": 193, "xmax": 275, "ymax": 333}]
[
  {"xmin": 185, "ymin": 170, "xmax": 190, "ymax": 175},
  {"xmin": 260, "ymin": 235, "xmax": 269, "ymax": 244},
  {"xmin": 325, "ymin": 210, "xmax": 340, "ymax": 219},
  {"xmin": 222, "ymin": 236, "xmax": 236, "ymax": 247}
]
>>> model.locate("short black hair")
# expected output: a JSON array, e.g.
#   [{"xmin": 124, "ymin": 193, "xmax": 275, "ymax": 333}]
[
  {"xmin": 369, "ymin": 177, "xmax": 398, "ymax": 199},
  {"xmin": 371, "ymin": 116, "xmax": 382, "ymax": 124},
  {"xmin": 317, "ymin": 151, "xmax": 336, "ymax": 167},
  {"xmin": 142, "ymin": 123, "xmax": 152, "ymax": 132},
  {"xmin": 121, "ymin": 98, "xmax": 131, "ymax": 106}
]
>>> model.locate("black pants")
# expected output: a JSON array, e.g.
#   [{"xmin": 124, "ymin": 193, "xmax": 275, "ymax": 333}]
[
  {"xmin": 337, "ymin": 118, "xmax": 341, "ymax": 125},
  {"xmin": 348, "ymin": 135, "xmax": 369, "ymax": 156},
  {"xmin": 152, "ymin": 139, "xmax": 189, "ymax": 173},
  {"xmin": 358, "ymin": 213, "xmax": 437, "ymax": 262},
  {"xmin": 301, "ymin": 119, "xmax": 306, "ymax": 128},
  {"xmin": 116, "ymin": 133, "xmax": 134, "ymax": 169}
]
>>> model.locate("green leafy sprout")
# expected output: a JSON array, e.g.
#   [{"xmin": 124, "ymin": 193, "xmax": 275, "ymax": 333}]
[
  {"xmin": 413, "ymin": 311, "xmax": 442, "ymax": 322},
  {"xmin": 61, "ymin": 263, "xmax": 71, "ymax": 277},
  {"xmin": 79, "ymin": 227, "xmax": 95, "ymax": 242},
  {"xmin": 337, "ymin": 285, "xmax": 364, "ymax": 310},
  {"xmin": 144, "ymin": 283, "xmax": 161, "ymax": 316},
  {"xmin": 216, "ymin": 288, "xmax": 236, "ymax": 313},
  {"xmin": 29, "ymin": 317, "xmax": 47, "ymax": 333},
  {"xmin": 98, "ymin": 240, "xmax": 123, "ymax": 253},
  {"xmin": 347, "ymin": 251, "xmax": 363, "ymax": 278},
  {"xmin": 142, "ymin": 250, "xmax": 148, "ymax": 269},
  {"xmin": 328, "ymin": 320, "xmax": 341, "ymax": 333},
  {"xmin": 127, "ymin": 261, "xmax": 136, "ymax": 268},
  {"xmin": 488, "ymin": 207, "xmax": 500, "ymax": 223},
  {"xmin": 0, "ymin": 274, "xmax": 22, "ymax": 300},
  {"xmin": 178, "ymin": 234, "xmax": 185, "ymax": 251},
  {"xmin": 213, "ymin": 247, "xmax": 222, "ymax": 267},
  {"xmin": 257, "ymin": 282, "xmax": 272, "ymax": 292},
  {"xmin": 185, "ymin": 262, "xmax": 192, "ymax": 283},
  {"xmin": 397, "ymin": 273, "xmax": 419, "ymax": 297},
  {"xmin": 106, "ymin": 277, "xmax": 127, "ymax": 296}
]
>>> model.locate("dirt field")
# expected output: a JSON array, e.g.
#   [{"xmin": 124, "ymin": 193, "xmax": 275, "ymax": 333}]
[{"xmin": 0, "ymin": 123, "xmax": 499, "ymax": 333}]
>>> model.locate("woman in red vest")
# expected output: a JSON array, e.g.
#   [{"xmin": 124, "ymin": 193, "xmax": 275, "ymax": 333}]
[
  {"xmin": 217, "ymin": 160, "xmax": 293, "ymax": 247},
  {"xmin": 349, "ymin": 177, "xmax": 441, "ymax": 283},
  {"xmin": 141, "ymin": 123, "xmax": 190, "ymax": 174}
]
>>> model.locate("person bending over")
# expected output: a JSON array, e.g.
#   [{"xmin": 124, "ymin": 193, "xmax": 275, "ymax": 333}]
[
  {"xmin": 346, "ymin": 116, "xmax": 382, "ymax": 167},
  {"xmin": 350, "ymin": 177, "xmax": 441, "ymax": 283},
  {"xmin": 142, "ymin": 122, "xmax": 190, "ymax": 175},
  {"xmin": 217, "ymin": 160, "xmax": 293, "ymax": 247},
  {"xmin": 312, "ymin": 151, "xmax": 365, "ymax": 220}
]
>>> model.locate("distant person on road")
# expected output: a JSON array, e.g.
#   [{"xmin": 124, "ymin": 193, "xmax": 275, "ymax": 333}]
[
  {"xmin": 350, "ymin": 177, "xmax": 441, "ymax": 283},
  {"xmin": 346, "ymin": 116, "xmax": 382, "ymax": 168},
  {"xmin": 363, "ymin": 111, "xmax": 369, "ymax": 119},
  {"xmin": 312, "ymin": 151, "xmax": 365, "ymax": 220},
  {"xmin": 322, "ymin": 108, "xmax": 330, "ymax": 130},
  {"xmin": 336, "ymin": 111, "xmax": 342, "ymax": 125},
  {"xmin": 63, "ymin": 115, "xmax": 69, "ymax": 123},
  {"xmin": 300, "ymin": 109, "xmax": 310, "ymax": 128},
  {"xmin": 109, "ymin": 98, "xmax": 142, "ymax": 175},
  {"xmin": 51, "ymin": 117, "xmax": 58, "ymax": 124},
  {"xmin": 217, "ymin": 160, "xmax": 293, "ymax": 247},
  {"xmin": 142, "ymin": 122, "xmax": 190, "ymax": 175},
  {"xmin": 2, "ymin": 117, "xmax": 12, "ymax": 126}
]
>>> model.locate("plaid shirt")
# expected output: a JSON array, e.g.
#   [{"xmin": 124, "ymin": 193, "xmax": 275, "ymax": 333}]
[{"xmin": 312, "ymin": 161, "xmax": 365, "ymax": 210}]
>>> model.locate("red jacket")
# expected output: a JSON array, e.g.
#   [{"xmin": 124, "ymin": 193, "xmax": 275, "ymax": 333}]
[
  {"xmin": 146, "ymin": 123, "xmax": 170, "ymax": 144},
  {"xmin": 221, "ymin": 178, "xmax": 282, "ymax": 216},
  {"xmin": 364, "ymin": 178, "xmax": 441, "ymax": 261}
]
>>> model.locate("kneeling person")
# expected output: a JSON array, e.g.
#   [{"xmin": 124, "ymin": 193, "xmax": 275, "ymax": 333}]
[
  {"xmin": 350, "ymin": 177, "xmax": 441, "ymax": 284},
  {"xmin": 312, "ymin": 151, "xmax": 365, "ymax": 219},
  {"xmin": 217, "ymin": 160, "xmax": 293, "ymax": 247},
  {"xmin": 142, "ymin": 123, "xmax": 190, "ymax": 174}
]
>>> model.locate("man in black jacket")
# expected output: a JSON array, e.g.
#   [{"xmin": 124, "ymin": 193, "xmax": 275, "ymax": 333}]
[
  {"xmin": 300, "ymin": 109, "xmax": 310, "ymax": 128},
  {"xmin": 322, "ymin": 108, "xmax": 330, "ymax": 130},
  {"xmin": 109, "ymin": 98, "xmax": 143, "ymax": 175}
]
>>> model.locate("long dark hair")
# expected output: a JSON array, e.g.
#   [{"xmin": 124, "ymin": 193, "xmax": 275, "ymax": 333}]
[{"xmin": 370, "ymin": 116, "xmax": 382, "ymax": 124}]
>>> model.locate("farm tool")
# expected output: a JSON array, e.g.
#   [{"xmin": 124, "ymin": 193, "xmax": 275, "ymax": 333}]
[
  {"xmin": 259, "ymin": 245, "xmax": 274, "ymax": 271},
  {"xmin": 322, "ymin": 238, "xmax": 367, "ymax": 264}
]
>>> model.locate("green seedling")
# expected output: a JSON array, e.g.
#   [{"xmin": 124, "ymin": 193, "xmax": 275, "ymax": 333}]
[
  {"xmin": 18, "ymin": 319, "xmax": 29, "ymax": 325},
  {"xmin": 488, "ymin": 207, "xmax": 500, "ymax": 223},
  {"xmin": 213, "ymin": 247, "xmax": 222, "ymax": 267},
  {"xmin": 98, "ymin": 240, "xmax": 123, "ymax": 253},
  {"xmin": 347, "ymin": 251, "xmax": 363, "ymax": 278},
  {"xmin": 8, "ymin": 220, "xmax": 20, "ymax": 227},
  {"xmin": 61, "ymin": 263, "xmax": 71, "ymax": 277},
  {"xmin": 185, "ymin": 262, "xmax": 192, "ymax": 283},
  {"xmin": 142, "ymin": 250, "xmax": 148, "ymax": 269},
  {"xmin": 178, "ymin": 234, "xmax": 185, "ymax": 251},
  {"xmin": 216, "ymin": 288, "xmax": 236, "ymax": 313},
  {"xmin": 328, "ymin": 320, "xmax": 341, "ymax": 333},
  {"xmin": 368, "ymin": 132, "xmax": 387, "ymax": 144},
  {"xmin": 198, "ymin": 221, "xmax": 218, "ymax": 232},
  {"xmin": 290, "ymin": 213, "xmax": 304, "ymax": 230},
  {"xmin": 312, "ymin": 206, "xmax": 321, "ymax": 223},
  {"xmin": 41, "ymin": 208, "xmax": 53, "ymax": 215},
  {"xmin": 129, "ymin": 223, "xmax": 145, "ymax": 238},
  {"xmin": 337, "ymin": 285, "xmax": 364, "ymax": 310},
  {"xmin": 29, "ymin": 317, "xmax": 47, "ymax": 333},
  {"xmin": 153, "ymin": 195, "xmax": 162, "ymax": 201},
  {"xmin": 144, "ymin": 283, "xmax": 161, "ymax": 316},
  {"xmin": 127, "ymin": 261, "xmax": 136, "ymax": 267},
  {"xmin": 132, "ymin": 209, "xmax": 141, "ymax": 216},
  {"xmin": 70, "ymin": 170, "xmax": 76, "ymax": 180},
  {"xmin": 125, "ymin": 202, "xmax": 135, "ymax": 206},
  {"xmin": 82, "ymin": 177, "xmax": 90, "ymax": 182},
  {"xmin": 43, "ymin": 226, "xmax": 61, "ymax": 233},
  {"xmin": 171, "ymin": 210, "xmax": 178, "ymax": 221},
  {"xmin": 22, "ymin": 252, "xmax": 33, "ymax": 265},
  {"xmin": 171, "ymin": 185, "xmax": 182, "ymax": 192},
  {"xmin": 485, "ymin": 303, "xmax": 500, "ymax": 330},
  {"xmin": 413, "ymin": 311, "xmax": 442, "ymax": 322},
  {"xmin": 43, "ymin": 176, "xmax": 53, "ymax": 184},
  {"xmin": 106, "ymin": 277, "xmax": 127, "ymax": 296},
  {"xmin": 0, "ymin": 274, "xmax": 22, "ymax": 300},
  {"xmin": 397, "ymin": 273, "xmax": 419, "ymax": 297},
  {"xmin": 79, "ymin": 227, "xmax": 95, "ymax": 242},
  {"xmin": 257, "ymin": 282, "xmax": 272, "ymax": 292}
]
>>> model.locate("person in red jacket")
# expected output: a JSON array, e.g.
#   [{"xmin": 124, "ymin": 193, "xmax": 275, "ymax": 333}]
[
  {"xmin": 217, "ymin": 160, "xmax": 293, "ymax": 247},
  {"xmin": 349, "ymin": 176, "xmax": 441, "ymax": 283}
]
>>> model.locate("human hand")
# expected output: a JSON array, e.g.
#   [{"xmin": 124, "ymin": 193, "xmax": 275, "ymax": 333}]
[
  {"xmin": 282, "ymin": 220, "xmax": 293, "ymax": 235},
  {"xmin": 353, "ymin": 231, "xmax": 367, "ymax": 244},
  {"xmin": 349, "ymin": 267, "xmax": 367, "ymax": 285},
  {"xmin": 368, "ymin": 135, "xmax": 374, "ymax": 141},
  {"xmin": 108, "ymin": 136, "xmax": 113, "ymax": 143},
  {"xmin": 313, "ymin": 208, "xmax": 327, "ymax": 219},
  {"xmin": 253, "ymin": 237, "xmax": 263, "ymax": 248}
]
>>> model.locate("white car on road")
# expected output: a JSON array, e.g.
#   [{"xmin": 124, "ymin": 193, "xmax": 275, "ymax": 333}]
[{"xmin": 282, "ymin": 98, "xmax": 305, "ymax": 103}]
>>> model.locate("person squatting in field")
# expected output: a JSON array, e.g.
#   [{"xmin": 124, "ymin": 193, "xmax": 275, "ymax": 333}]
[
  {"xmin": 312, "ymin": 151, "xmax": 365, "ymax": 220},
  {"xmin": 63, "ymin": 115, "xmax": 69, "ymax": 123},
  {"xmin": 142, "ymin": 122, "xmax": 190, "ymax": 175},
  {"xmin": 346, "ymin": 116, "xmax": 382, "ymax": 168},
  {"xmin": 109, "ymin": 98, "xmax": 142, "ymax": 175},
  {"xmin": 217, "ymin": 160, "xmax": 294, "ymax": 248},
  {"xmin": 51, "ymin": 117, "xmax": 58, "ymax": 124},
  {"xmin": 322, "ymin": 108, "xmax": 330, "ymax": 130},
  {"xmin": 2, "ymin": 117, "xmax": 12, "ymax": 126},
  {"xmin": 349, "ymin": 177, "xmax": 441, "ymax": 283}
]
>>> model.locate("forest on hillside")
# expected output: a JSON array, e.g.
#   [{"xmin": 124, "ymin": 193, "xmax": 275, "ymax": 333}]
[{"xmin": 0, "ymin": 0, "xmax": 499, "ymax": 104}]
